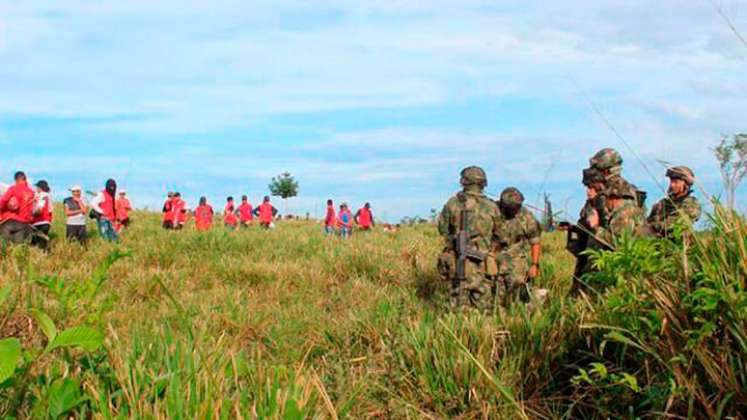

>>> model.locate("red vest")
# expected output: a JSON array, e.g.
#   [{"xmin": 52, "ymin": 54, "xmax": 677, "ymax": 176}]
[
  {"xmin": 162, "ymin": 199, "xmax": 174, "ymax": 222},
  {"xmin": 338, "ymin": 209, "xmax": 353, "ymax": 228},
  {"xmin": 258, "ymin": 202, "xmax": 274, "ymax": 224},
  {"xmin": 325, "ymin": 206, "xmax": 336, "ymax": 227},
  {"xmin": 224, "ymin": 203, "xmax": 237, "ymax": 226},
  {"xmin": 195, "ymin": 204, "xmax": 213, "ymax": 231},
  {"xmin": 33, "ymin": 195, "xmax": 53, "ymax": 225},
  {"xmin": 0, "ymin": 182, "xmax": 35, "ymax": 223},
  {"xmin": 238, "ymin": 202, "xmax": 253, "ymax": 222},
  {"xmin": 173, "ymin": 199, "xmax": 189, "ymax": 224},
  {"xmin": 116, "ymin": 198, "xmax": 131, "ymax": 220},
  {"xmin": 100, "ymin": 190, "xmax": 116, "ymax": 221},
  {"xmin": 357, "ymin": 208, "xmax": 372, "ymax": 228}
]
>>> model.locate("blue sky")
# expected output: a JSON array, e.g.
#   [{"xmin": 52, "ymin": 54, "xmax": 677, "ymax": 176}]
[{"xmin": 0, "ymin": 1, "xmax": 745, "ymax": 221}]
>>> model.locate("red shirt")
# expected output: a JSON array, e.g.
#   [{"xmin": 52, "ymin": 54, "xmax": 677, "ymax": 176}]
[
  {"xmin": 0, "ymin": 182, "xmax": 35, "ymax": 223},
  {"xmin": 357, "ymin": 207, "xmax": 372, "ymax": 228},
  {"xmin": 99, "ymin": 190, "xmax": 116, "ymax": 221},
  {"xmin": 33, "ymin": 194, "xmax": 53, "ymax": 225},
  {"xmin": 238, "ymin": 202, "xmax": 253, "ymax": 222},
  {"xmin": 171, "ymin": 198, "xmax": 188, "ymax": 224},
  {"xmin": 162, "ymin": 199, "xmax": 174, "ymax": 222},
  {"xmin": 324, "ymin": 205, "xmax": 336, "ymax": 227},
  {"xmin": 258, "ymin": 202, "xmax": 274, "ymax": 224},
  {"xmin": 195, "ymin": 204, "xmax": 214, "ymax": 231},
  {"xmin": 116, "ymin": 198, "xmax": 131, "ymax": 221},
  {"xmin": 224, "ymin": 203, "xmax": 238, "ymax": 226}
]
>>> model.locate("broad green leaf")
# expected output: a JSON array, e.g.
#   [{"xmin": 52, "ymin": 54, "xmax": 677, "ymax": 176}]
[
  {"xmin": 590, "ymin": 363, "xmax": 608, "ymax": 379},
  {"xmin": 31, "ymin": 309, "xmax": 58, "ymax": 342},
  {"xmin": 0, "ymin": 338, "xmax": 22, "ymax": 383},
  {"xmin": 47, "ymin": 378, "xmax": 85, "ymax": 419},
  {"xmin": 619, "ymin": 373, "xmax": 640, "ymax": 392},
  {"xmin": 46, "ymin": 326, "xmax": 103, "ymax": 353}
]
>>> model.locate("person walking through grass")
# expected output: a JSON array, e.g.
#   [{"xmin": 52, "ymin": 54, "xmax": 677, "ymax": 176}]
[
  {"xmin": 162, "ymin": 192, "xmax": 175, "ymax": 230},
  {"xmin": 90, "ymin": 179, "xmax": 119, "ymax": 242},
  {"xmin": 194, "ymin": 197, "xmax": 214, "ymax": 231},
  {"xmin": 337, "ymin": 203, "xmax": 353, "ymax": 239},
  {"xmin": 224, "ymin": 196, "xmax": 238, "ymax": 230},
  {"xmin": 355, "ymin": 202, "xmax": 375, "ymax": 231},
  {"xmin": 324, "ymin": 199, "xmax": 336, "ymax": 235},
  {"xmin": 254, "ymin": 196, "xmax": 278, "ymax": 229},
  {"xmin": 170, "ymin": 192, "xmax": 189, "ymax": 230},
  {"xmin": 31, "ymin": 180, "xmax": 53, "ymax": 251},
  {"xmin": 0, "ymin": 171, "xmax": 35, "ymax": 244},
  {"xmin": 116, "ymin": 190, "xmax": 132, "ymax": 231},
  {"xmin": 238, "ymin": 195, "xmax": 253, "ymax": 228},
  {"xmin": 63, "ymin": 185, "xmax": 88, "ymax": 244}
]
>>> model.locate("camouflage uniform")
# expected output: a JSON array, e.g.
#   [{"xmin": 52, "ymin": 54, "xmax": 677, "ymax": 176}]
[
  {"xmin": 438, "ymin": 167, "xmax": 501, "ymax": 311},
  {"xmin": 567, "ymin": 167, "xmax": 604, "ymax": 295},
  {"xmin": 494, "ymin": 188, "xmax": 541, "ymax": 306},
  {"xmin": 589, "ymin": 148, "xmax": 646, "ymax": 211},
  {"xmin": 647, "ymin": 166, "xmax": 701, "ymax": 239},
  {"xmin": 589, "ymin": 178, "xmax": 645, "ymax": 250}
]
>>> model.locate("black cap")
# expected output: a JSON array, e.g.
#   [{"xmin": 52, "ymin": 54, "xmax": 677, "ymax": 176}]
[{"xmin": 35, "ymin": 180, "xmax": 50, "ymax": 192}]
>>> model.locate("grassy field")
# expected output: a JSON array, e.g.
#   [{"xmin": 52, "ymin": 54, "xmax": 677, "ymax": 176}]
[{"xmin": 1, "ymin": 208, "xmax": 745, "ymax": 419}]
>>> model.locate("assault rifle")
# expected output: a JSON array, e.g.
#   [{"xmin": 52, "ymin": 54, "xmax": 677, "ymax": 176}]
[{"xmin": 454, "ymin": 209, "xmax": 487, "ymax": 281}]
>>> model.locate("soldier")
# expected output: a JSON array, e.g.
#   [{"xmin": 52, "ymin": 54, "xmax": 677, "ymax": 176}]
[
  {"xmin": 587, "ymin": 177, "xmax": 645, "ymax": 250},
  {"xmin": 494, "ymin": 187, "xmax": 542, "ymax": 306},
  {"xmin": 567, "ymin": 167, "xmax": 605, "ymax": 296},
  {"xmin": 589, "ymin": 148, "xmax": 646, "ymax": 210},
  {"xmin": 647, "ymin": 166, "xmax": 701, "ymax": 239},
  {"xmin": 437, "ymin": 166, "xmax": 500, "ymax": 311}
]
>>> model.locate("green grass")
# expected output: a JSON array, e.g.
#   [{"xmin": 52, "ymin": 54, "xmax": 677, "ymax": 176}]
[{"xmin": 1, "ymin": 207, "xmax": 745, "ymax": 418}]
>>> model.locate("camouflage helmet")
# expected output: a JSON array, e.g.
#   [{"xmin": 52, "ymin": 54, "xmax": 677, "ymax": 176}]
[
  {"xmin": 604, "ymin": 177, "xmax": 636, "ymax": 199},
  {"xmin": 499, "ymin": 187, "xmax": 525, "ymax": 206},
  {"xmin": 589, "ymin": 148, "xmax": 623, "ymax": 171},
  {"xmin": 666, "ymin": 166, "xmax": 695, "ymax": 186},
  {"xmin": 582, "ymin": 167, "xmax": 605, "ymax": 187},
  {"xmin": 460, "ymin": 166, "xmax": 488, "ymax": 188}
]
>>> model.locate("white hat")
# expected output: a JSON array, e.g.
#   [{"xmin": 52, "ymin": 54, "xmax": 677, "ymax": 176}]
[
  {"xmin": 119, "ymin": 189, "xmax": 127, "ymax": 194},
  {"xmin": 69, "ymin": 185, "xmax": 82, "ymax": 192}
]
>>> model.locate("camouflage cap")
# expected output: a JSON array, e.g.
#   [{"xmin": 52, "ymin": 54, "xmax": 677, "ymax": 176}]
[
  {"xmin": 604, "ymin": 177, "xmax": 636, "ymax": 199},
  {"xmin": 582, "ymin": 167, "xmax": 604, "ymax": 186},
  {"xmin": 666, "ymin": 166, "xmax": 695, "ymax": 186},
  {"xmin": 499, "ymin": 187, "xmax": 525, "ymax": 206},
  {"xmin": 460, "ymin": 166, "xmax": 488, "ymax": 187},
  {"xmin": 589, "ymin": 148, "xmax": 623, "ymax": 170}
]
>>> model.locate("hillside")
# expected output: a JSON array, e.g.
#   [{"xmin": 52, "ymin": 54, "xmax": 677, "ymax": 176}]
[{"xmin": 1, "ymin": 209, "xmax": 745, "ymax": 418}]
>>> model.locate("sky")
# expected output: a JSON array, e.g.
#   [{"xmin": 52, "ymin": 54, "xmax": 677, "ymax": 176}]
[{"xmin": 0, "ymin": 0, "xmax": 745, "ymax": 221}]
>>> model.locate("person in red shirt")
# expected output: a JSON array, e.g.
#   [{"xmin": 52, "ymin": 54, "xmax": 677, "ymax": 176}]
[
  {"xmin": 115, "ymin": 190, "xmax": 132, "ymax": 231},
  {"xmin": 31, "ymin": 180, "xmax": 53, "ymax": 251},
  {"xmin": 323, "ymin": 199, "xmax": 336, "ymax": 235},
  {"xmin": 90, "ymin": 179, "xmax": 119, "ymax": 242},
  {"xmin": 0, "ymin": 171, "xmax": 36, "ymax": 244},
  {"xmin": 238, "ymin": 195, "xmax": 253, "ymax": 228},
  {"xmin": 194, "ymin": 197, "xmax": 214, "ymax": 231},
  {"xmin": 355, "ymin": 202, "xmax": 375, "ymax": 231},
  {"xmin": 224, "ymin": 196, "xmax": 238, "ymax": 230},
  {"xmin": 253, "ymin": 196, "xmax": 278, "ymax": 229},
  {"xmin": 337, "ymin": 203, "xmax": 353, "ymax": 239},
  {"xmin": 170, "ymin": 193, "xmax": 189, "ymax": 230},
  {"xmin": 162, "ymin": 192, "xmax": 175, "ymax": 230}
]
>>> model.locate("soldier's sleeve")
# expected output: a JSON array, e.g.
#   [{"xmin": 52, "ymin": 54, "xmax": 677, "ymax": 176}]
[
  {"xmin": 646, "ymin": 200, "xmax": 665, "ymax": 233},
  {"xmin": 525, "ymin": 212, "xmax": 542, "ymax": 244},
  {"xmin": 683, "ymin": 197, "xmax": 702, "ymax": 224},
  {"xmin": 437, "ymin": 204, "xmax": 451, "ymax": 236}
]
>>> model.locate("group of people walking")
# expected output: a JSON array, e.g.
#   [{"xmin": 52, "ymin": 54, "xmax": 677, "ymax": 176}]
[
  {"xmin": 323, "ymin": 200, "xmax": 375, "ymax": 238},
  {"xmin": 438, "ymin": 147, "xmax": 702, "ymax": 311},
  {"xmin": 161, "ymin": 193, "xmax": 279, "ymax": 232},
  {"xmin": 0, "ymin": 173, "xmax": 132, "ymax": 249}
]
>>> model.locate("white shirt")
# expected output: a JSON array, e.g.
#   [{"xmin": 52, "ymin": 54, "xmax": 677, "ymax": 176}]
[{"xmin": 65, "ymin": 197, "xmax": 88, "ymax": 226}]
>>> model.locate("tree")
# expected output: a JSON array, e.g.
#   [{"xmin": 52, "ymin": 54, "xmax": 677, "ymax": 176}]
[
  {"xmin": 268, "ymin": 172, "xmax": 299, "ymax": 215},
  {"xmin": 713, "ymin": 134, "xmax": 747, "ymax": 210}
]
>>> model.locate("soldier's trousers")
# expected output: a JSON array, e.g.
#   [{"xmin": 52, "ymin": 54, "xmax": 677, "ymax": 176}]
[
  {"xmin": 0, "ymin": 220, "xmax": 32, "ymax": 245},
  {"xmin": 451, "ymin": 274, "xmax": 494, "ymax": 311}
]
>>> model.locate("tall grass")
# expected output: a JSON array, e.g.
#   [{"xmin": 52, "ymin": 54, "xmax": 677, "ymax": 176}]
[{"xmin": 1, "ymin": 206, "xmax": 745, "ymax": 418}]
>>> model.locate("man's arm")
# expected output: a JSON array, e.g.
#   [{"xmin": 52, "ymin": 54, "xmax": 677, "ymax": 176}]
[{"xmin": 90, "ymin": 193, "xmax": 105, "ymax": 216}]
